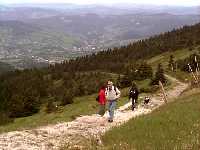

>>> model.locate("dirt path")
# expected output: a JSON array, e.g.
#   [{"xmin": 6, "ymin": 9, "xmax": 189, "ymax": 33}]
[{"xmin": 0, "ymin": 75, "xmax": 188, "ymax": 150}]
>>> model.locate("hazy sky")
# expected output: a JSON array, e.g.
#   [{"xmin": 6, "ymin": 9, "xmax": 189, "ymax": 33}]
[{"xmin": 1, "ymin": 0, "xmax": 200, "ymax": 6}]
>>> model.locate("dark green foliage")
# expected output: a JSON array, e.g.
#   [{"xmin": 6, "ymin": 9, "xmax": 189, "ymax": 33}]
[
  {"xmin": 60, "ymin": 88, "xmax": 74, "ymax": 106},
  {"xmin": 140, "ymin": 86, "xmax": 159, "ymax": 93},
  {"xmin": 118, "ymin": 75, "xmax": 132, "ymax": 88},
  {"xmin": 0, "ymin": 82, "xmax": 13, "ymax": 125},
  {"xmin": 45, "ymin": 98, "xmax": 57, "ymax": 113},
  {"xmin": 118, "ymin": 62, "xmax": 153, "ymax": 88},
  {"xmin": 134, "ymin": 62, "xmax": 153, "ymax": 80},
  {"xmin": 0, "ymin": 112, "xmax": 13, "ymax": 125},
  {"xmin": 168, "ymin": 55, "xmax": 176, "ymax": 71},
  {"xmin": 0, "ymin": 70, "xmax": 111, "ymax": 118},
  {"xmin": 151, "ymin": 64, "xmax": 167, "ymax": 85}
]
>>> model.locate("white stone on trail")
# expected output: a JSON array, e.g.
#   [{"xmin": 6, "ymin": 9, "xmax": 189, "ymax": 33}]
[{"xmin": 0, "ymin": 75, "xmax": 188, "ymax": 150}]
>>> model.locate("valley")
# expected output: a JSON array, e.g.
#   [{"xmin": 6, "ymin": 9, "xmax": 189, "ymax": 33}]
[{"xmin": 0, "ymin": 4, "xmax": 199, "ymax": 69}]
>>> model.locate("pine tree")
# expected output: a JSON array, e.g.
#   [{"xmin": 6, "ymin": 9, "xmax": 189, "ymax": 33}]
[
  {"xmin": 151, "ymin": 64, "xmax": 167, "ymax": 85},
  {"xmin": 45, "ymin": 98, "xmax": 57, "ymax": 113},
  {"xmin": 116, "ymin": 75, "xmax": 121, "ymax": 87},
  {"xmin": 168, "ymin": 55, "xmax": 175, "ymax": 71}
]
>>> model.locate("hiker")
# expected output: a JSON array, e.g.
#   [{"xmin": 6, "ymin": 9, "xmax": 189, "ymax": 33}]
[
  {"xmin": 105, "ymin": 81, "xmax": 121, "ymax": 122},
  {"xmin": 97, "ymin": 86, "xmax": 106, "ymax": 116},
  {"xmin": 129, "ymin": 82, "xmax": 139, "ymax": 111}
]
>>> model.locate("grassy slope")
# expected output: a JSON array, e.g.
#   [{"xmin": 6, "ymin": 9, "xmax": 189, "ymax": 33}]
[
  {"xmin": 0, "ymin": 80, "xmax": 150, "ymax": 134},
  {"xmin": 99, "ymin": 47, "xmax": 200, "ymax": 150},
  {"xmin": 147, "ymin": 47, "xmax": 199, "ymax": 70},
  {"xmin": 102, "ymin": 89, "xmax": 200, "ymax": 150},
  {"xmin": 0, "ymin": 46, "xmax": 197, "ymax": 133},
  {"xmin": 147, "ymin": 47, "xmax": 199, "ymax": 82}
]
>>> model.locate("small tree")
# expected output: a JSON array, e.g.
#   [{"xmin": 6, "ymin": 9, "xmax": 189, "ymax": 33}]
[
  {"xmin": 116, "ymin": 75, "xmax": 121, "ymax": 87},
  {"xmin": 168, "ymin": 55, "xmax": 175, "ymax": 71},
  {"xmin": 45, "ymin": 98, "xmax": 57, "ymax": 113},
  {"xmin": 151, "ymin": 63, "xmax": 167, "ymax": 85},
  {"xmin": 60, "ymin": 89, "xmax": 74, "ymax": 106}
]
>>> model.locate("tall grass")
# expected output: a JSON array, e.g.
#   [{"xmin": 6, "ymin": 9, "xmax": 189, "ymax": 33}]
[{"xmin": 101, "ymin": 89, "xmax": 200, "ymax": 150}]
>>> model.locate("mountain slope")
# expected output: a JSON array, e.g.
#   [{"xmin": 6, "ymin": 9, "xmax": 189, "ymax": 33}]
[
  {"xmin": 30, "ymin": 13, "xmax": 200, "ymax": 47},
  {"xmin": 102, "ymin": 88, "xmax": 200, "ymax": 149},
  {"xmin": 0, "ymin": 75, "xmax": 188, "ymax": 150},
  {"xmin": 0, "ymin": 21, "xmax": 199, "ymax": 129}
]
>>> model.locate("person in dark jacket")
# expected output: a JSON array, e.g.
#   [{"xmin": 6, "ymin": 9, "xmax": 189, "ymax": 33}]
[
  {"xmin": 129, "ymin": 82, "xmax": 139, "ymax": 111},
  {"xmin": 98, "ymin": 86, "xmax": 106, "ymax": 116}
]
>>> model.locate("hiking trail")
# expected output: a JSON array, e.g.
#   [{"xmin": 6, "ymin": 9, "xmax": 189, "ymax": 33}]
[{"xmin": 0, "ymin": 75, "xmax": 188, "ymax": 150}]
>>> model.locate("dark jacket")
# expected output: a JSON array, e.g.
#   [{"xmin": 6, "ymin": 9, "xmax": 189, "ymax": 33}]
[{"xmin": 129, "ymin": 87, "xmax": 139, "ymax": 100}]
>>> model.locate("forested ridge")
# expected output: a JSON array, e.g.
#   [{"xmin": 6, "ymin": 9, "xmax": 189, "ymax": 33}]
[
  {"xmin": 54, "ymin": 23, "xmax": 200, "ymax": 73},
  {"xmin": 0, "ymin": 22, "xmax": 199, "ymax": 123}
]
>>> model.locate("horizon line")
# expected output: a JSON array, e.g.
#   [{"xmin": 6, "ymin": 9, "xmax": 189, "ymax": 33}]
[{"xmin": 1, "ymin": 2, "xmax": 200, "ymax": 7}]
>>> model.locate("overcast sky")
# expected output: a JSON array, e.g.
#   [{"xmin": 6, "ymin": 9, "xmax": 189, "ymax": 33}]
[{"xmin": 1, "ymin": 0, "xmax": 200, "ymax": 6}]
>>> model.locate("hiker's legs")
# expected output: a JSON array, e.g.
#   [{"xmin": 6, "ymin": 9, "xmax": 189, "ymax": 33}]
[
  {"xmin": 108, "ymin": 100, "xmax": 116, "ymax": 121},
  {"xmin": 98, "ymin": 105, "xmax": 105, "ymax": 116},
  {"xmin": 135, "ymin": 97, "xmax": 138, "ymax": 104},
  {"xmin": 132, "ymin": 98, "xmax": 135, "ymax": 111}
]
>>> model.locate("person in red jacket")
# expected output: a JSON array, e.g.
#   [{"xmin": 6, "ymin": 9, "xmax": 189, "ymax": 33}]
[{"xmin": 98, "ymin": 86, "xmax": 106, "ymax": 116}]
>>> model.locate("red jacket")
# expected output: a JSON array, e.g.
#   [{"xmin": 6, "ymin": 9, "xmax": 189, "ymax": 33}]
[{"xmin": 98, "ymin": 89, "xmax": 106, "ymax": 105}]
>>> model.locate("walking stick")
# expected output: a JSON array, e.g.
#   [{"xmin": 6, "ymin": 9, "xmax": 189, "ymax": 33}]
[
  {"xmin": 159, "ymin": 81, "xmax": 167, "ymax": 103},
  {"xmin": 194, "ymin": 56, "xmax": 199, "ymax": 81},
  {"xmin": 188, "ymin": 64, "xmax": 198, "ymax": 83}
]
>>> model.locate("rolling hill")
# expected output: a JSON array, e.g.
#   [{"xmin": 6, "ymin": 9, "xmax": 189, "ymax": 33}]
[
  {"xmin": 29, "ymin": 13, "xmax": 200, "ymax": 48},
  {"xmin": 0, "ymin": 20, "xmax": 82, "ymax": 68}
]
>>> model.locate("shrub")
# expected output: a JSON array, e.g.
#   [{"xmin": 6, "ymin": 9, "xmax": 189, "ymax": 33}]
[{"xmin": 45, "ymin": 99, "xmax": 57, "ymax": 113}]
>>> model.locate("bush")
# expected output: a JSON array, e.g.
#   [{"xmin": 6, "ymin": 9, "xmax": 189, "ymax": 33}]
[
  {"xmin": 45, "ymin": 99, "xmax": 58, "ymax": 113},
  {"xmin": 139, "ymin": 88, "xmax": 151, "ymax": 93},
  {"xmin": 60, "ymin": 90, "xmax": 74, "ymax": 106},
  {"xmin": 0, "ymin": 112, "xmax": 13, "ymax": 125}
]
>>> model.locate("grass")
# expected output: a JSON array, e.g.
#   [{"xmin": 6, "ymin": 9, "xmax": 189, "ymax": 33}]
[
  {"xmin": 166, "ymin": 70, "xmax": 192, "ymax": 83},
  {"xmin": 147, "ymin": 46, "xmax": 200, "ymax": 82},
  {"xmin": 0, "ymin": 94, "xmax": 99, "ymax": 133},
  {"xmin": 101, "ymin": 88, "xmax": 200, "ymax": 150},
  {"xmin": 148, "ymin": 47, "xmax": 199, "ymax": 70}
]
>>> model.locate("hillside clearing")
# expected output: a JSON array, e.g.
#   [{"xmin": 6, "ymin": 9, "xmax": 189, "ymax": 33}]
[
  {"xmin": 102, "ymin": 88, "xmax": 200, "ymax": 150},
  {"xmin": 0, "ymin": 75, "xmax": 188, "ymax": 150}
]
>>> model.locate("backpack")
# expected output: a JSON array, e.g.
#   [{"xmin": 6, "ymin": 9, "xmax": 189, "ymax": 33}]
[
  {"xmin": 106, "ymin": 86, "xmax": 118, "ymax": 96},
  {"xmin": 114, "ymin": 86, "xmax": 117, "ymax": 95}
]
